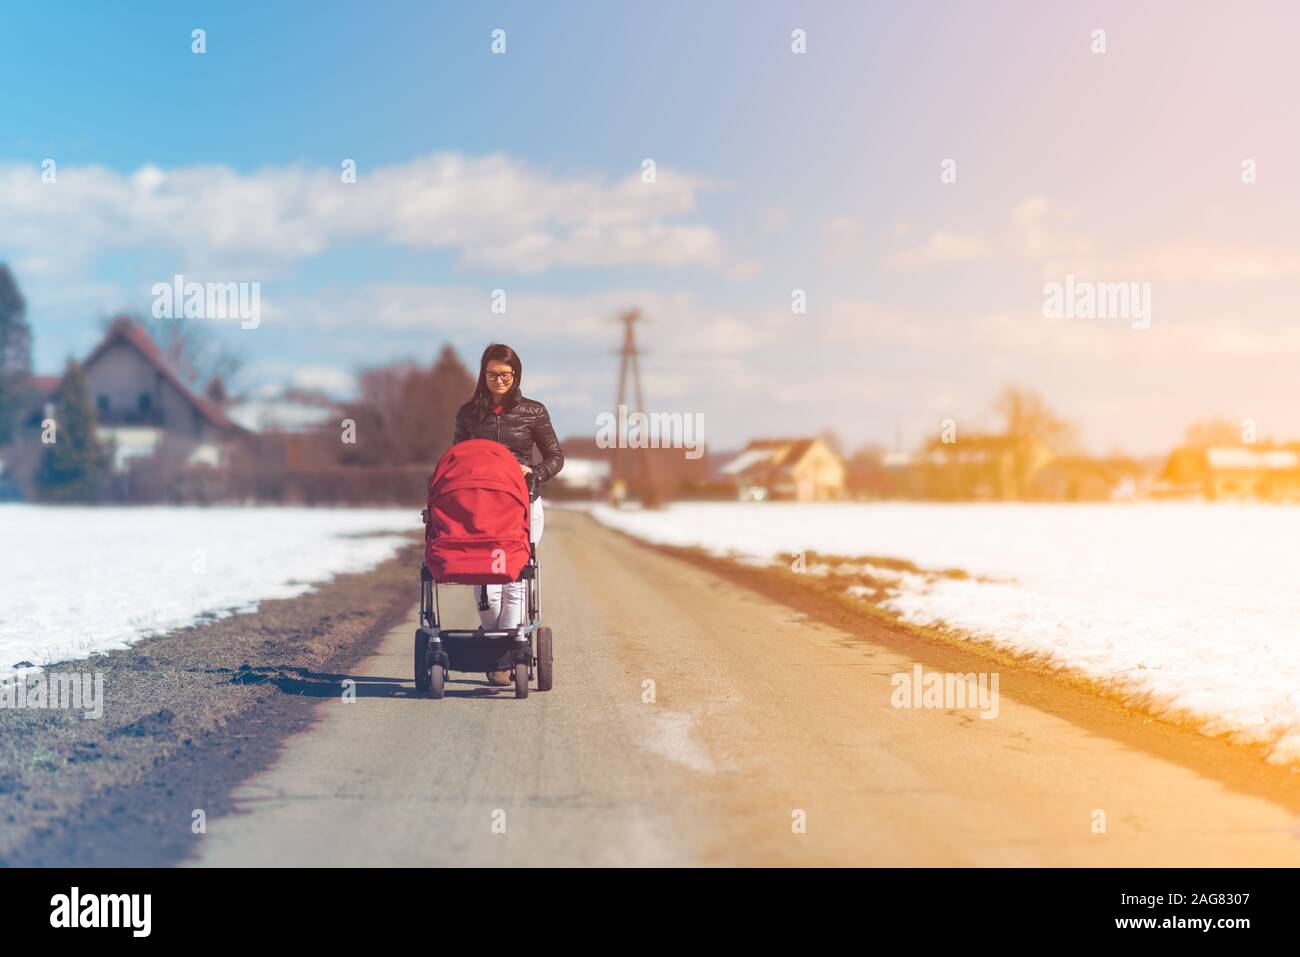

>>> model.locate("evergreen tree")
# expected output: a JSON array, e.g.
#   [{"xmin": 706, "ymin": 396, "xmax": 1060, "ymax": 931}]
[
  {"xmin": 34, "ymin": 360, "xmax": 111, "ymax": 502},
  {"xmin": 426, "ymin": 344, "xmax": 475, "ymax": 456},
  {"xmin": 0, "ymin": 264, "xmax": 34, "ymax": 445},
  {"xmin": 338, "ymin": 345, "xmax": 474, "ymax": 466},
  {"xmin": 395, "ymin": 345, "xmax": 475, "ymax": 463}
]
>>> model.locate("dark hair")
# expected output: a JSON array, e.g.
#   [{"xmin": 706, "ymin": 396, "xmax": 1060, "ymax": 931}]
[{"xmin": 472, "ymin": 342, "xmax": 523, "ymax": 412}]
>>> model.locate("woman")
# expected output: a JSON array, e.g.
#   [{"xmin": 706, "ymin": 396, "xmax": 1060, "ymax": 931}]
[{"xmin": 453, "ymin": 344, "xmax": 563, "ymax": 683}]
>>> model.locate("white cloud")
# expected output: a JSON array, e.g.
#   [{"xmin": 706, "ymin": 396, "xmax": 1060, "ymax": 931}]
[
  {"xmin": 760, "ymin": 206, "xmax": 789, "ymax": 233},
  {"xmin": 726, "ymin": 259, "xmax": 762, "ymax": 280},
  {"xmin": 1110, "ymin": 243, "xmax": 1300, "ymax": 283},
  {"xmin": 884, "ymin": 196, "xmax": 1300, "ymax": 288},
  {"xmin": 877, "ymin": 197, "xmax": 1087, "ymax": 273},
  {"xmin": 0, "ymin": 152, "xmax": 729, "ymax": 277},
  {"xmin": 1004, "ymin": 196, "xmax": 1079, "ymax": 259},
  {"xmin": 821, "ymin": 215, "xmax": 868, "ymax": 266},
  {"xmin": 882, "ymin": 230, "xmax": 992, "ymax": 270}
]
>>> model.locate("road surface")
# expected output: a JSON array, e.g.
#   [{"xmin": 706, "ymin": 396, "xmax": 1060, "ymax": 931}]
[{"xmin": 196, "ymin": 508, "xmax": 1300, "ymax": 866}]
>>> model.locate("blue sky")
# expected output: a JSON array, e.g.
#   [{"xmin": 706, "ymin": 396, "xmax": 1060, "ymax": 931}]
[{"xmin": 4, "ymin": 2, "xmax": 1300, "ymax": 452}]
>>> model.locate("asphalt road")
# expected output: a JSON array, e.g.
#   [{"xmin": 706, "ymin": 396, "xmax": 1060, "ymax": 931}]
[{"xmin": 195, "ymin": 508, "xmax": 1300, "ymax": 866}]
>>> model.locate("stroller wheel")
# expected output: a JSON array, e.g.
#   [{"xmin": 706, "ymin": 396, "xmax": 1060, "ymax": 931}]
[
  {"xmin": 429, "ymin": 663, "xmax": 445, "ymax": 699},
  {"xmin": 414, "ymin": 631, "xmax": 429, "ymax": 693},
  {"xmin": 536, "ymin": 627, "xmax": 554, "ymax": 692},
  {"xmin": 514, "ymin": 662, "xmax": 529, "ymax": 699}
]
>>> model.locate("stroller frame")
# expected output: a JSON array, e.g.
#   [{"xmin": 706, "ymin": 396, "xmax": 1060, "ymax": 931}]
[{"xmin": 415, "ymin": 475, "xmax": 553, "ymax": 700}]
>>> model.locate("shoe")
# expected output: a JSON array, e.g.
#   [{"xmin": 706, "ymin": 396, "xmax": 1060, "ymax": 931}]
[{"xmin": 486, "ymin": 670, "xmax": 512, "ymax": 686}]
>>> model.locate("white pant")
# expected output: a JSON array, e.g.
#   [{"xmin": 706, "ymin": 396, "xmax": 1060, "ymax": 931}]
[{"xmin": 477, "ymin": 498, "xmax": 544, "ymax": 630}]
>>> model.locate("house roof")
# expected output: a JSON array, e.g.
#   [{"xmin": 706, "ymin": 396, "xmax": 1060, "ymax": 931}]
[
  {"xmin": 225, "ymin": 388, "xmax": 345, "ymax": 434},
  {"xmin": 1162, "ymin": 445, "xmax": 1300, "ymax": 484},
  {"xmin": 1206, "ymin": 446, "xmax": 1299, "ymax": 470},
  {"xmin": 782, "ymin": 439, "xmax": 816, "ymax": 463},
  {"xmin": 720, "ymin": 447, "xmax": 775, "ymax": 476},
  {"xmin": 83, "ymin": 316, "xmax": 243, "ymax": 434},
  {"xmin": 728, "ymin": 437, "xmax": 830, "ymax": 475},
  {"xmin": 556, "ymin": 436, "xmax": 613, "ymax": 461}
]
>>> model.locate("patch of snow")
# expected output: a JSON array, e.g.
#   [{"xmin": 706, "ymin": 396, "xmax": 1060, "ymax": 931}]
[
  {"xmin": 638, "ymin": 708, "xmax": 716, "ymax": 773},
  {"xmin": 0, "ymin": 505, "xmax": 416, "ymax": 676}
]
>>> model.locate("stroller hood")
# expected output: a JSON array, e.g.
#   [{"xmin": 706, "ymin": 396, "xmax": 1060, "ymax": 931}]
[{"xmin": 425, "ymin": 439, "xmax": 531, "ymax": 585}]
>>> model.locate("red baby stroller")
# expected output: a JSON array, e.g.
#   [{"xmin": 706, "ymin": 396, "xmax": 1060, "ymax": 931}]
[{"xmin": 416, "ymin": 439, "xmax": 553, "ymax": 699}]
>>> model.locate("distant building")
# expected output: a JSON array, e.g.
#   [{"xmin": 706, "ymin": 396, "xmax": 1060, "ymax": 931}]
[
  {"xmin": 1155, "ymin": 446, "xmax": 1300, "ymax": 501},
  {"xmin": 226, "ymin": 387, "xmax": 344, "ymax": 435},
  {"xmin": 916, "ymin": 434, "xmax": 1053, "ymax": 501},
  {"xmin": 1029, "ymin": 455, "xmax": 1148, "ymax": 501},
  {"xmin": 549, "ymin": 437, "xmax": 613, "ymax": 498},
  {"xmin": 559, "ymin": 456, "xmax": 613, "ymax": 494},
  {"xmin": 721, "ymin": 437, "xmax": 845, "ymax": 501},
  {"xmin": 27, "ymin": 316, "xmax": 246, "ymax": 472},
  {"xmin": 226, "ymin": 387, "xmax": 347, "ymax": 468}
]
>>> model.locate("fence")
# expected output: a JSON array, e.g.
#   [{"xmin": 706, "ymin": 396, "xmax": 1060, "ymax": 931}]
[{"xmin": 111, "ymin": 464, "xmax": 432, "ymax": 505}]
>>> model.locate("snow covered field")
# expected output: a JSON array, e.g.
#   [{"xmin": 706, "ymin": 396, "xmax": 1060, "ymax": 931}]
[
  {"xmin": 0, "ymin": 505, "xmax": 416, "ymax": 676},
  {"xmin": 591, "ymin": 502, "xmax": 1300, "ymax": 767}
]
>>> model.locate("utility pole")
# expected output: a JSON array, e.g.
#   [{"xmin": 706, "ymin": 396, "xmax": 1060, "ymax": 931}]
[{"xmin": 611, "ymin": 309, "xmax": 661, "ymax": 507}]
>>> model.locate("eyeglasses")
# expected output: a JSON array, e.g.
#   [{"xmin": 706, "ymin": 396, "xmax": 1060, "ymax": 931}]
[{"xmin": 485, "ymin": 371, "xmax": 515, "ymax": 383}]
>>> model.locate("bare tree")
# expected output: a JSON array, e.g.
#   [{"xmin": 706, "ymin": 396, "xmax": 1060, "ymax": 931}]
[
  {"xmin": 994, "ymin": 386, "xmax": 1076, "ymax": 498},
  {"xmin": 995, "ymin": 386, "xmax": 1075, "ymax": 448},
  {"xmin": 339, "ymin": 346, "xmax": 473, "ymax": 466},
  {"xmin": 124, "ymin": 313, "xmax": 245, "ymax": 396},
  {"xmin": 337, "ymin": 364, "xmax": 414, "ymax": 466}
]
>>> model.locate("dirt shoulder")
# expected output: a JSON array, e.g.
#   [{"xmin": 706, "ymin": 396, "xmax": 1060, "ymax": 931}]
[{"xmin": 0, "ymin": 536, "xmax": 421, "ymax": 867}]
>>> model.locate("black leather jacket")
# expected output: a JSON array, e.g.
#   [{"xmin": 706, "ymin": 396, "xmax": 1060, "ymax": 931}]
[{"xmin": 453, "ymin": 396, "xmax": 565, "ymax": 485}]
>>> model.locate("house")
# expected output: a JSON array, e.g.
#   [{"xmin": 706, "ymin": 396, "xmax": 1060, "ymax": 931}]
[
  {"xmin": 226, "ymin": 387, "xmax": 344, "ymax": 435},
  {"xmin": 28, "ymin": 316, "xmax": 246, "ymax": 472},
  {"xmin": 839, "ymin": 447, "xmax": 919, "ymax": 500},
  {"xmin": 225, "ymin": 386, "xmax": 347, "ymax": 468},
  {"xmin": 721, "ymin": 437, "xmax": 845, "ymax": 501},
  {"xmin": 548, "ymin": 437, "xmax": 612, "ymax": 498},
  {"xmin": 1154, "ymin": 446, "xmax": 1300, "ymax": 501}
]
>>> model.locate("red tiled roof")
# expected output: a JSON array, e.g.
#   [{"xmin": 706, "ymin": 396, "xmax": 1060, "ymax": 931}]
[
  {"xmin": 84, "ymin": 316, "xmax": 243, "ymax": 434},
  {"xmin": 781, "ymin": 438, "xmax": 815, "ymax": 462}
]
